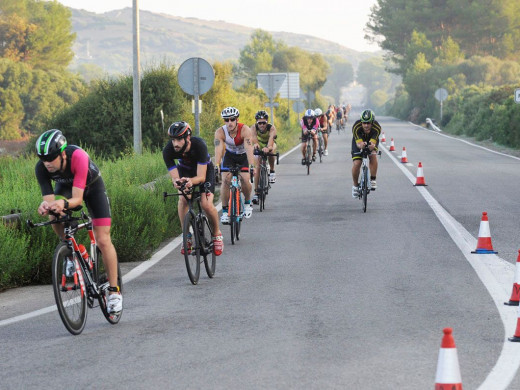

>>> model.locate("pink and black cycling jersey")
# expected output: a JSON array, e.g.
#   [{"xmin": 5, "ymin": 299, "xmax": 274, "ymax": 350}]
[
  {"xmin": 35, "ymin": 145, "xmax": 111, "ymax": 226},
  {"xmin": 301, "ymin": 118, "xmax": 320, "ymax": 131}
]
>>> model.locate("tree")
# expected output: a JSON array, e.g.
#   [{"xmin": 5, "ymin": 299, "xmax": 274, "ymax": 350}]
[
  {"xmin": 322, "ymin": 56, "xmax": 354, "ymax": 103},
  {"xmin": 238, "ymin": 29, "xmax": 284, "ymax": 83}
]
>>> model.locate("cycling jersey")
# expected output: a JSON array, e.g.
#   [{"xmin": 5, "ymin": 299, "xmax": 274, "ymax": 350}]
[
  {"xmin": 35, "ymin": 145, "xmax": 111, "ymax": 226},
  {"xmin": 254, "ymin": 123, "xmax": 274, "ymax": 147},
  {"xmin": 301, "ymin": 118, "xmax": 319, "ymax": 131},
  {"xmin": 351, "ymin": 119, "xmax": 382, "ymax": 160},
  {"xmin": 318, "ymin": 115, "xmax": 328, "ymax": 129},
  {"xmin": 223, "ymin": 123, "xmax": 246, "ymax": 154},
  {"xmin": 162, "ymin": 136, "xmax": 215, "ymax": 193}
]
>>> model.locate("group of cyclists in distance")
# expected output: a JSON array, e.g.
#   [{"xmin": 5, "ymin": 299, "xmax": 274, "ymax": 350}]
[{"xmin": 33, "ymin": 102, "xmax": 380, "ymax": 318}]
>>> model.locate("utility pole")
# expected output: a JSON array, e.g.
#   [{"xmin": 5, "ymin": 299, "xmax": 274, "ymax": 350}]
[{"xmin": 132, "ymin": 0, "xmax": 142, "ymax": 154}]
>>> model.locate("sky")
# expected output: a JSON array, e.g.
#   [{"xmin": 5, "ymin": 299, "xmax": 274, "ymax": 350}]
[{"xmin": 55, "ymin": 0, "xmax": 381, "ymax": 52}]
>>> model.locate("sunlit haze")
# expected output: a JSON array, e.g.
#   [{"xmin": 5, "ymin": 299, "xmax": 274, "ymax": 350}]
[{"xmin": 55, "ymin": 0, "xmax": 380, "ymax": 52}]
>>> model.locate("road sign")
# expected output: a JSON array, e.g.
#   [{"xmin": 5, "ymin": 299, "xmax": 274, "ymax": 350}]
[
  {"xmin": 292, "ymin": 101, "xmax": 305, "ymax": 113},
  {"xmin": 177, "ymin": 57, "xmax": 214, "ymax": 136},
  {"xmin": 434, "ymin": 88, "xmax": 448, "ymax": 102},
  {"xmin": 279, "ymin": 73, "xmax": 300, "ymax": 99},
  {"xmin": 257, "ymin": 73, "xmax": 287, "ymax": 99},
  {"xmin": 178, "ymin": 57, "xmax": 215, "ymax": 95},
  {"xmin": 515, "ymin": 88, "xmax": 520, "ymax": 104}
]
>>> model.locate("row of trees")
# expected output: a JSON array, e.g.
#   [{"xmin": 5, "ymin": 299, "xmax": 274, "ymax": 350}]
[
  {"xmin": 366, "ymin": 0, "xmax": 520, "ymax": 122},
  {"xmin": 0, "ymin": 0, "xmax": 85, "ymax": 140}
]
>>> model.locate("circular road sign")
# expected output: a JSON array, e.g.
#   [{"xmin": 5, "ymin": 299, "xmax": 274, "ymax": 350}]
[
  {"xmin": 293, "ymin": 101, "xmax": 305, "ymax": 113},
  {"xmin": 178, "ymin": 57, "xmax": 215, "ymax": 96},
  {"xmin": 434, "ymin": 88, "xmax": 448, "ymax": 102}
]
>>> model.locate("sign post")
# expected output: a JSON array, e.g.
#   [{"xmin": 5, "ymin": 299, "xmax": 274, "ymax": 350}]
[
  {"xmin": 178, "ymin": 58, "xmax": 215, "ymax": 136},
  {"xmin": 434, "ymin": 88, "xmax": 449, "ymax": 122},
  {"xmin": 515, "ymin": 88, "xmax": 520, "ymax": 104},
  {"xmin": 257, "ymin": 73, "xmax": 287, "ymax": 123}
]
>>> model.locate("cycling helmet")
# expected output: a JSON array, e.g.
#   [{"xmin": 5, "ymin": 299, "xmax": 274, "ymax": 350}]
[
  {"xmin": 35, "ymin": 129, "xmax": 67, "ymax": 161},
  {"xmin": 168, "ymin": 121, "xmax": 191, "ymax": 139},
  {"xmin": 303, "ymin": 109, "xmax": 315, "ymax": 118},
  {"xmin": 314, "ymin": 108, "xmax": 323, "ymax": 116},
  {"xmin": 360, "ymin": 109, "xmax": 375, "ymax": 123},
  {"xmin": 255, "ymin": 110, "xmax": 269, "ymax": 121},
  {"xmin": 221, "ymin": 106, "xmax": 240, "ymax": 119}
]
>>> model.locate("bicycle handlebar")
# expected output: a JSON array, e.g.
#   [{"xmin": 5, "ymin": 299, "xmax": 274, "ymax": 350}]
[
  {"xmin": 27, "ymin": 209, "xmax": 88, "ymax": 229},
  {"xmin": 163, "ymin": 181, "xmax": 211, "ymax": 202}
]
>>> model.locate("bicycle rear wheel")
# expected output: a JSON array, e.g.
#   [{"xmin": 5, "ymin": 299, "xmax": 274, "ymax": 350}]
[
  {"xmin": 201, "ymin": 215, "xmax": 216, "ymax": 278},
  {"xmin": 94, "ymin": 247, "xmax": 123, "ymax": 324},
  {"xmin": 52, "ymin": 242, "xmax": 87, "ymax": 335},
  {"xmin": 183, "ymin": 211, "xmax": 200, "ymax": 284}
]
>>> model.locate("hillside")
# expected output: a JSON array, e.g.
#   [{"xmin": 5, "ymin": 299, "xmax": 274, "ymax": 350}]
[{"xmin": 70, "ymin": 7, "xmax": 379, "ymax": 75}]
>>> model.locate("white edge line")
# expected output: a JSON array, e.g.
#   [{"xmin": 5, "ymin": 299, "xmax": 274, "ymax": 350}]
[
  {"xmin": 381, "ymin": 142, "xmax": 520, "ymax": 390},
  {"xmin": 0, "ymin": 143, "xmax": 300, "ymax": 328}
]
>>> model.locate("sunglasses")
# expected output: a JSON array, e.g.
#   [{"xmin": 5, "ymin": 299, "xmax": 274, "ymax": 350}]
[
  {"xmin": 257, "ymin": 121, "xmax": 267, "ymax": 125},
  {"xmin": 224, "ymin": 118, "xmax": 237, "ymax": 122},
  {"xmin": 39, "ymin": 154, "xmax": 59, "ymax": 162}
]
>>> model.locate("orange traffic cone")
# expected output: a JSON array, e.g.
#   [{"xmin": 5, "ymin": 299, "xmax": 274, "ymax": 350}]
[
  {"xmin": 505, "ymin": 250, "xmax": 520, "ymax": 306},
  {"xmin": 414, "ymin": 162, "xmax": 427, "ymax": 186},
  {"xmin": 401, "ymin": 147, "xmax": 408, "ymax": 163},
  {"xmin": 389, "ymin": 138, "xmax": 395, "ymax": 151},
  {"xmin": 509, "ymin": 305, "xmax": 520, "ymax": 342},
  {"xmin": 471, "ymin": 212, "xmax": 498, "ymax": 254},
  {"xmin": 435, "ymin": 328, "xmax": 463, "ymax": 390},
  {"xmin": 381, "ymin": 132, "xmax": 386, "ymax": 143}
]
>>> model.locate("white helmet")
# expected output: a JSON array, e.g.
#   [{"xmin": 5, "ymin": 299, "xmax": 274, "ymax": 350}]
[
  {"xmin": 304, "ymin": 109, "xmax": 315, "ymax": 118},
  {"xmin": 314, "ymin": 108, "xmax": 323, "ymax": 116},
  {"xmin": 221, "ymin": 106, "xmax": 239, "ymax": 119}
]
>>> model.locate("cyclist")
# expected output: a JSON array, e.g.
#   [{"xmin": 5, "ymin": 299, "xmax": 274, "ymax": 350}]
[
  {"xmin": 214, "ymin": 106, "xmax": 255, "ymax": 223},
  {"xmin": 351, "ymin": 109, "xmax": 382, "ymax": 198},
  {"xmin": 315, "ymin": 108, "xmax": 329, "ymax": 156},
  {"xmin": 336, "ymin": 105, "xmax": 344, "ymax": 128},
  {"xmin": 163, "ymin": 121, "xmax": 223, "ymax": 256},
  {"xmin": 326, "ymin": 105, "xmax": 335, "ymax": 134},
  {"xmin": 300, "ymin": 109, "xmax": 319, "ymax": 164},
  {"xmin": 250, "ymin": 110, "xmax": 277, "ymax": 204},
  {"xmin": 35, "ymin": 129, "xmax": 122, "ymax": 313}
]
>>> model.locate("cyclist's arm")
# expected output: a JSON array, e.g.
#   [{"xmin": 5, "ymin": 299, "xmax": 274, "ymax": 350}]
[
  {"xmin": 167, "ymin": 167, "xmax": 182, "ymax": 189},
  {"xmin": 267, "ymin": 125, "xmax": 277, "ymax": 151},
  {"xmin": 249, "ymin": 124, "xmax": 260, "ymax": 150},
  {"xmin": 241, "ymin": 125, "xmax": 256, "ymax": 168},
  {"xmin": 214, "ymin": 127, "xmax": 226, "ymax": 167}
]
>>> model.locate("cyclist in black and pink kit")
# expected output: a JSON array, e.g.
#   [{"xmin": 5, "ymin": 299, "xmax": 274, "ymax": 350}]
[
  {"xmin": 163, "ymin": 121, "xmax": 223, "ymax": 256},
  {"xmin": 35, "ymin": 129, "xmax": 122, "ymax": 313}
]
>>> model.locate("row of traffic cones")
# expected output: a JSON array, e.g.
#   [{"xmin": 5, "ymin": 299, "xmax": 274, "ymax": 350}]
[
  {"xmin": 471, "ymin": 212, "xmax": 520, "ymax": 342},
  {"xmin": 381, "ymin": 133, "xmax": 427, "ymax": 186}
]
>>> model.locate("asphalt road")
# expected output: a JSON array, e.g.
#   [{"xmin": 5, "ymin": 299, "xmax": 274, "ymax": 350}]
[{"xmin": 1, "ymin": 117, "xmax": 520, "ymax": 389}]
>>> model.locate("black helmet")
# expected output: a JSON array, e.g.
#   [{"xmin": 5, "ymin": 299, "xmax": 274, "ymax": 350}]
[
  {"xmin": 360, "ymin": 109, "xmax": 375, "ymax": 123},
  {"xmin": 255, "ymin": 110, "xmax": 269, "ymax": 121},
  {"xmin": 35, "ymin": 129, "xmax": 67, "ymax": 161},
  {"xmin": 168, "ymin": 121, "xmax": 192, "ymax": 139}
]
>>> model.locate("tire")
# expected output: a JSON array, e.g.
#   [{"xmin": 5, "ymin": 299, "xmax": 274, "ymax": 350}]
[
  {"xmin": 306, "ymin": 145, "xmax": 312, "ymax": 175},
  {"xmin": 201, "ymin": 215, "xmax": 216, "ymax": 278},
  {"xmin": 318, "ymin": 137, "xmax": 323, "ymax": 162},
  {"xmin": 94, "ymin": 246, "xmax": 123, "ymax": 324},
  {"xmin": 230, "ymin": 187, "xmax": 236, "ymax": 245},
  {"xmin": 183, "ymin": 211, "xmax": 200, "ymax": 284},
  {"xmin": 52, "ymin": 242, "xmax": 87, "ymax": 335},
  {"xmin": 259, "ymin": 168, "xmax": 267, "ymax": 212},
  {"xmin": 362, "ymin": 167, "xmax": 368, "ymax": 213}
]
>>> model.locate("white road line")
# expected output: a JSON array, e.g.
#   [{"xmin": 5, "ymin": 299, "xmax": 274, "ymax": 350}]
[
  {"xmin": 381, "ymin": 141, "xmax": 520, "ymax": 390},
  {"xmin": 0, "ymin": 144, "xmax": 301, "ymax": 328}
]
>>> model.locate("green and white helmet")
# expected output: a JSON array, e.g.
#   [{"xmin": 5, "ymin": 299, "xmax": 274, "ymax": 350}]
[
  {"xmin": 36, "ymin": 129, "xmax": 67, "ymax": 161},
  {"xmin": 360, "ymin": 109, "xmax": 375, "ymax": 123}
]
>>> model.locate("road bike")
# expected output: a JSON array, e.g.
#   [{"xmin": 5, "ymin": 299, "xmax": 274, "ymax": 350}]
[
  {"xmin": 317, "ymin": 130, "xmax": 324, "ymax": 162},
  {"xmin": 224, "ymin": 164, "xmax": 252, "ymax": 245},
  {"xmin": 301, "ymin": 135, "xmax": 313, "ymax": 175},
  {"xmin": 164, "ymin": 181, "xmax": 216, "ymax": 285},
  {"xmin": 254, "ymin": 148, "xmax": 279, "ymax": 212},
  {"xmin": 355, "ymin": 145, "xmax": 381, "ymax": 213},
  {"xmin": 27, "ymin": 208, "xmax": 123, "ymax": 335}
]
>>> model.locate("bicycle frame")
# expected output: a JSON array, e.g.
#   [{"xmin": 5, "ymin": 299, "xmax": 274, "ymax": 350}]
[{"xmin": 254, "ymin": 149, "xmax": 279, "ymax": 211}]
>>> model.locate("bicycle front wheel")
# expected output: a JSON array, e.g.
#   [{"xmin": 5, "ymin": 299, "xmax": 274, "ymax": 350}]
[
  {"xmin": 201, "ymin": 215, "xmax": 216, "ymax": 278},
  {"xmin": 362, "ymin": 167, "xmax": 368, "ymax": 213},
  {"xmin": 183, "ymin": 211, "xmax": 200, "ymax": 284},
  {"xmin": 52, "ymin": 242, "xmax": 87, "ymax": 335},
  {"xmin": 306, "ymin": 145, "xmax": 312, "ymax": 175},
  {"xmin": 318, "ymin": 137, "xmax": 323, "ymax": 162},
  {"xmin": 259, "ymin": 168, "xmax": 267, "ymax": 212},
  {"xmin": 95, "ymin": 247, "xmax": 123, "ymax": 324}
]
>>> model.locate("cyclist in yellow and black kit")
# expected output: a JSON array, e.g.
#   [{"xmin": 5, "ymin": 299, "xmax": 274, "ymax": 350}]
[
  {"xmin": 250, "ymin": 110, "xmax": 277, "ymax": 204},
  {"xmin": 351, "ymin": 109, "xmax": 382, "ymax": 198}
]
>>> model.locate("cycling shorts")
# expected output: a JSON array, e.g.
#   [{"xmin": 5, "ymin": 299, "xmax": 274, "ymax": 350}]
[
  {"xmin": 221, "ymin": 151, "xmax": 249, "ymax": 173},
  {"xmin": 178, "ymin": 161, "xmax": 216, "ymax": 194},
  {"xmin": 351, "ymin": 138, "xmax": 378, "ymax": 160},
  {"xmin": 54, "ymin": 176, "xmax": 112, "ymax": 226}
]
